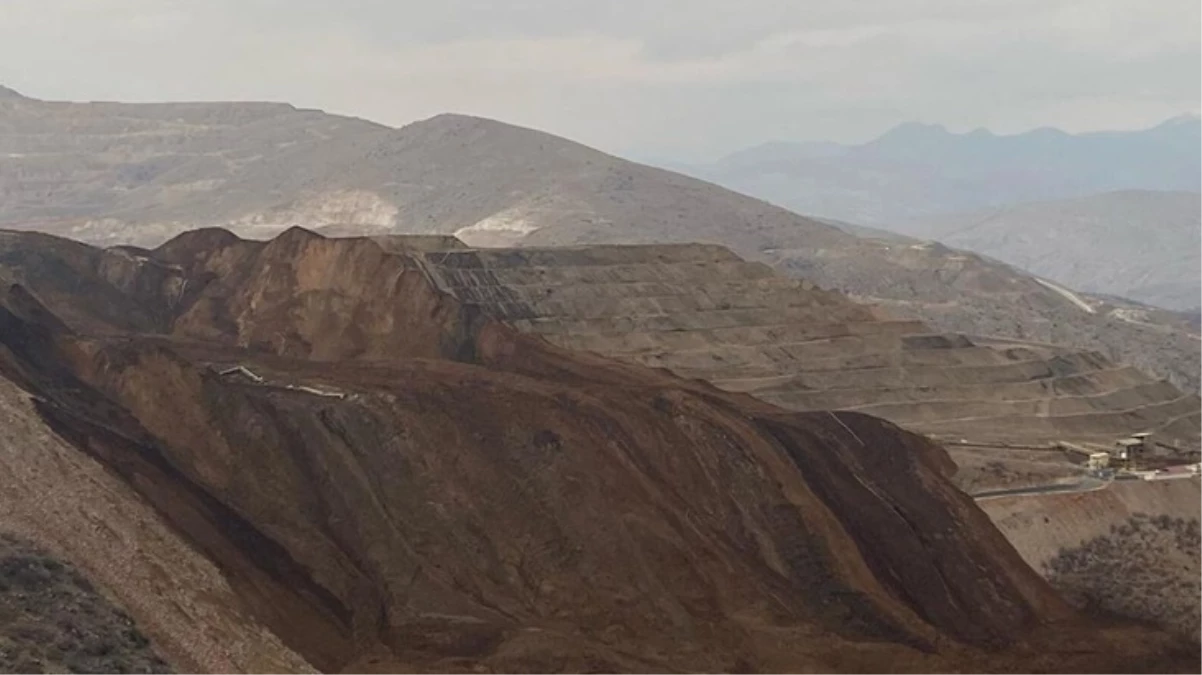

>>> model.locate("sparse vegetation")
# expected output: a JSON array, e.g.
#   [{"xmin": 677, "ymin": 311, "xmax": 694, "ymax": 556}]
[
  {"xmin": 0, "ymin": 533, "xmax": 170, "ymax": 674},
  {"xmin": 1044, "ymin": 514, "xmax": 1201, "ymax": 640}
]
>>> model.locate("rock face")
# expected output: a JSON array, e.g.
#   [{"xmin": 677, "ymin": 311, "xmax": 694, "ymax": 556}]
[
  {"xmin": 0, "ymin": 227, "xmax": 1193, "ymax": 672},
  {"xmin": 410, "ymin": 237, "xmax": 1202, "ymax": 644}
]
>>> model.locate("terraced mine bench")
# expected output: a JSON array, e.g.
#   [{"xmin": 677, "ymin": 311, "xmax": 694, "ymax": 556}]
[{"xmin": 415, "ymin": 240, "xmax": 1201, "ymax": 489}]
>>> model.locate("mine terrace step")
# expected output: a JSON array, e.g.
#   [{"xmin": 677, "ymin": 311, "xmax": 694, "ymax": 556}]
[
  {"xmin": 546, "ymin": 319, "xmax": 933, "ymax": 354},
  {"xmin": 678, "ymin": 351, "xmax": 1117, "ymax": 391},
  {"xmin": 618, "ymin": 333, "xmax": 983, "ymax": 371},
  {"xmin": 500, "ymin": 305, "xmax": 878, "ymax": 333},
  {"xmin": 423, "ymin": 243, "xmax": 742, "ymax": 269},
  {"xmin": 725, "ymin": 366, "xmax": 1151, "ymax": 405},
  {"xmin": 428, "ymin": 260, "xmax": 780, "ymax": 288},
  {"xmin": 443, "ymin": 278, "xmax": 822, "ymax": 305},
  {"xmin": 456, "ymin": 288, "xmax": 850, "ymax": 320}
]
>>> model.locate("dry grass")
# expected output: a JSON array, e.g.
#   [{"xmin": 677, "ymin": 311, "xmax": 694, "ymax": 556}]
[
  {"xmin": 1044, "ymin": 514, "xmax": 1201, "ymax": 640},
  {"xmin": 0, "ymin": 533, "xmax": 170, "ymax": 674}
]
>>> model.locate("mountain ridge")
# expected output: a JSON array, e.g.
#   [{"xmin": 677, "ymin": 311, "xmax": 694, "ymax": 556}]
[
  {"xmin": 0, "ymin": 84, "xmax": 28, "ymax": 99},
  {"xmin": 681, "ymin": 113, "xmax": 1200, "ymax": 226},
  {"xmin": 714, "ymin": 114, "xmax": 1200, "ymax": 163}
]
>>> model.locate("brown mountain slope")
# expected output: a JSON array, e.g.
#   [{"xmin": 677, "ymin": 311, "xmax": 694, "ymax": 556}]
[
  {"xmin": 0, "ymin": 93, "xmax": 387, "ymax": 238},
  {"xmin": 0, "ymin": 328, "xmax": 316, "ymax": 672},
  {"xmin": 0, "ymin": 227, "xmax": 1193, "ymax": 672},
  {"xmin": 405, "ymin": 236, "xmax": 1200, "ymax": 641}
]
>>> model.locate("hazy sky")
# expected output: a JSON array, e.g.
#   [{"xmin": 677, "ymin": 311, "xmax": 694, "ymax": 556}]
[{"xmin": 1, "ymin": 0, "xmax": 1198, "ymax": 159}]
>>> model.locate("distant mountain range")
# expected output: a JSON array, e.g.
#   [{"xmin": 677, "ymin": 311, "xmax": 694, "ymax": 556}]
[{"xmin": 667, "ymin": 114, "xmax": 1201, "ymax": 226}]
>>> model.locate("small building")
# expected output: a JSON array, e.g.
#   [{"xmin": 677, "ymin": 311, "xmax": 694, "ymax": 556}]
[
  {"xmin": 1087, "ymin": 452, "xmax": 1110, "ymax": 470},
  {"xmin": 1114, "ymin": 438, "xmax": 1145, "ymax": 461},
  {"xmin": 1113, "ymin": 434, "xmax": 1156, "ymax": 470}
]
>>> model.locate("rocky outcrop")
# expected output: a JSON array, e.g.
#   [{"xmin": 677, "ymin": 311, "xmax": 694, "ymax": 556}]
[{"xmin": 0, "ymin": 227, "xmax": 1193, "ymax": 672}]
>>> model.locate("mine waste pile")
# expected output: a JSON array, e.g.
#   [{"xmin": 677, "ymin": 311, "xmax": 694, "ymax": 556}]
[{"xmin": 0, "ymin": 226, "xmax": 1197, "ymax": 672}]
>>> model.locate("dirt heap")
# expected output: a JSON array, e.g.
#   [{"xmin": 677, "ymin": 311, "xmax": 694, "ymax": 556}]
[{"xmin": 0, "ymin": 226, "xmax": 1195, "ymax": 672}]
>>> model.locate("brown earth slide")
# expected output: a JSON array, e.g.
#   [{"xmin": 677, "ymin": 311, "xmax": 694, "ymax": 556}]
[{"xmin": 0, "ymin": 227, "xmax": 1196, "ymax": 672}]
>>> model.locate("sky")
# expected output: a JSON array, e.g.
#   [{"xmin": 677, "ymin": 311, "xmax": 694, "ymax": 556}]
[{"xmin": 0, "ymin": 0, "xmax": 1198, "ymax": 160}]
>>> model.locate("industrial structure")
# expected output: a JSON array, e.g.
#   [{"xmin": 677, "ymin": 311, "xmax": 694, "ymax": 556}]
[{"xmin": 1113, "ymin": 432, "xmax": 1151, "ymax": 469}]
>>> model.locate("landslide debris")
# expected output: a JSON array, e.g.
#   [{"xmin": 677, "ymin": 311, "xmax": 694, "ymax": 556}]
[{"xmin": 0, "ymin": 226, "xmax": 1195, "ymax": 672}]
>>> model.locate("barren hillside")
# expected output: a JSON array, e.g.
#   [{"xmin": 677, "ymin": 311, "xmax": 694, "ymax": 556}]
[
  {"xmin": 0, "ymin": 90, "xmax": 847, "ymax": 252},
  {"xmin": 894, "ymin": 190, "xmax": 1201, "ymax": 311},
  {"xmin": 0, "ymin": 227, "xmax": 1195, "ymax": 672}
]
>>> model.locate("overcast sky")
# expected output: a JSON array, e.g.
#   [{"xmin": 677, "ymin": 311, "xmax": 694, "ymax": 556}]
[{"xmin": 0, "ymin": 0, "xmax": 1197, "ymax": 160}]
